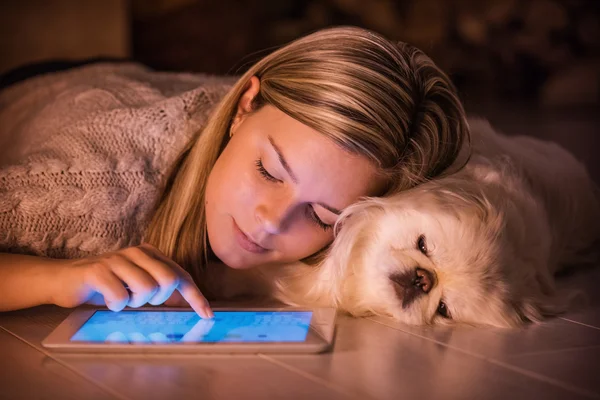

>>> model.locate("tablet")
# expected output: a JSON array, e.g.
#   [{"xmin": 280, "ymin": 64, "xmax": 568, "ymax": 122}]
[{"xmin": 41, "ymin": 307, "xmax": 336, "ymax": 354}]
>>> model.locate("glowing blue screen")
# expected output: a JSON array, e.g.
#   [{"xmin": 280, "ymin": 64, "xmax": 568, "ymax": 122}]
[{"xmin": 71, "ymin": 310, "xmax": 312, "ymax": 343}]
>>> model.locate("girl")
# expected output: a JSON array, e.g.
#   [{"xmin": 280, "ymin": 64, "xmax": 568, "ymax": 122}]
[{"xmin": 0, "ymin": 27, "xmax": 469, "ymax": 318}]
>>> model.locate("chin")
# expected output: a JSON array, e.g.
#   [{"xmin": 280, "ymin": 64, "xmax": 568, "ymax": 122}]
[
  {"xmin": 253, "ymin": 119, "xmax": 600, "ymax": 328},
  {"xmin": 219, "ymin": 257, "xmax": 248, "ymax": 270},
  {"xmin": 205, "ymin": 239, "xmax": 244, "ymax": 272},
  {"xmin": 211, "ymin": 246, "xmax": 258, "ymax": 270}
]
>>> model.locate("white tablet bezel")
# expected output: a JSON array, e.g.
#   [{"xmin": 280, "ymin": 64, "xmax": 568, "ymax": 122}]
[{"xmin": 41, "ymin": 306, "xmax": 336, "ymax": 354}]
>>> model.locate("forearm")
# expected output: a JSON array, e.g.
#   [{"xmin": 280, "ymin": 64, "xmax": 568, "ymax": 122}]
[{"xmin": 0, "ymin": 253, "xmax": 64, "ymax": 311}]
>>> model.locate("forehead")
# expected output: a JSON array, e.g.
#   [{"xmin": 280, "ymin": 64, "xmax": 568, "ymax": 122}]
[{"xmin": 251, "ymin": 105, "xmax": 385, "ymax": 208}]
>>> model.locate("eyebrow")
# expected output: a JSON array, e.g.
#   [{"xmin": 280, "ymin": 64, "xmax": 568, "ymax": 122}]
[{"xmin": 268, "ymin": 136, "xmax": 342, "ymax": 216}]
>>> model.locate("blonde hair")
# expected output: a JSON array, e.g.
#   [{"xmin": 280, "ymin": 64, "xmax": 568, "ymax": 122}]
[{"xmin": 146, "ymin": 26, "xmax": 470, "ymax": 281}]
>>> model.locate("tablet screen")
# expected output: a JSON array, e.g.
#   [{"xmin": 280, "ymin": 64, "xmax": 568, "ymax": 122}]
[{"xmin": 70, "ymin": 310, "xmax": 313, "ymax": 343}]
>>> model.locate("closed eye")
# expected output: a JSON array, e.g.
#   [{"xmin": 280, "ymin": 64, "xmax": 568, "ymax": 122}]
[
  {"xmin": 255, "ymin": 158, "xmax": 280, "ymax": 183},
  {"xmin": 255, "ymin": 158, "xmax": 331, "ymax": 232},
  {"xmin": 305, "ymin": 205, "xmax": 332, "ymax": 231}
]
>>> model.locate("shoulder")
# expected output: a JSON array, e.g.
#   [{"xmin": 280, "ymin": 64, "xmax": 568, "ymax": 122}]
[{"xmin": 1, "ymin": 63, "xmax": 234, "ymax": 174}]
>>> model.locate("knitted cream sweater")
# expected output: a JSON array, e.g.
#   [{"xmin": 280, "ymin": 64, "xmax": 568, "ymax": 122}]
[{"xmin": 0, "ymin": 63, "xmax": 233, "ymax": 259}]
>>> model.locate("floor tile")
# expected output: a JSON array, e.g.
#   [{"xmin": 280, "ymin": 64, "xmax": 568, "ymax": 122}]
[
  {"xmin": 51, "ymin": 355, "xmax": 352, "ymax": 400},
  {"xmin": 0, "ymin": 328, "xmax": 114, "ymax": 399},
  {"xmin": 271, "ymin": 316, "xmax": 590, "ymax": 400},
  {"xmin": 369, "ymin": 314, "xmax": 600, "ymax": 360},
  {"xmin": 560, "ymin": 313, "xmax": 600, "ymax": 331},
  {"xmin": 507, "ymin": 346, "xmax": 600, "ymax": 397}
]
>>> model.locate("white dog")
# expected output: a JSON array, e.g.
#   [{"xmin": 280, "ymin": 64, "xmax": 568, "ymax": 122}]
[{"xmin": 243, "ymin": 118, "xmax": 600, "ymax": 328}]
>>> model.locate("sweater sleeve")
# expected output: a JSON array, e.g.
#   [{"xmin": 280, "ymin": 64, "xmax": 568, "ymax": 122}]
[
  {"xmin": 0, "ymin": 162, "xmax": 157, "ymax": 258},
  {"xmin": 0, "ymin": 63, "xmax": 232, "ymax": 259}
]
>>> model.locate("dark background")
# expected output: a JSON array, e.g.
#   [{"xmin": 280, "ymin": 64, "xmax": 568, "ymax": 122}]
[
  {"xmin": 1, "ymin": 0, "xmax": 598, "ymax": 178},
  {"xmin": 131, "ymin": 0, "xmax": 600, "ymax": 108},
  {"xmin": 1, "ymin": 0, "xmax": 598, "ymax": 107}
]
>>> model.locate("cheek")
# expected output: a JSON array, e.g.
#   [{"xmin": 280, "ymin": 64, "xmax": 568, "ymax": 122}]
[
  {"xmin": 280, "ymin": 226, "xmax": 333, "ymax": 259},
  {"xmin": 306, "ymin": 231, "xmax": 333, "ymax": 251},
  {"xmin": 209, "ymin": 156, "xmax": 258, "ymax": 209}
]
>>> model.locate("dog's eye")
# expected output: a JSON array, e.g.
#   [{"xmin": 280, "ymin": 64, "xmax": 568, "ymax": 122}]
[
  {"xmin": 437, "ymin": 300, "xmax": 451, "ymax": 319},
  {"xmin": 417, "ymin": 235, "xmax": 428, "ymax": 255}
]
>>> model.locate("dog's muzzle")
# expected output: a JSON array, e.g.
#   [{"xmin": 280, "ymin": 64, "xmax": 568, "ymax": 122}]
[{"xmin": 390, "ymin": 267, "xmax": 436, "ymax": 308}]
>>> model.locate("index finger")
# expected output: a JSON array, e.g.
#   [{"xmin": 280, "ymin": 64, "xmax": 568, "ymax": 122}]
[
  {"xmin": 139, "ymin": 244, "xmax": 213, "ymax": 318},
  {"xmin": 177, "ymin": 273, "xmax": 213, "ymax": 319}
]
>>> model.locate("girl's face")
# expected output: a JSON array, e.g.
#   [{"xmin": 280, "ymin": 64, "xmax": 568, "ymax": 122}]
[{"xmin": 205, "ymin": 78, "xmax": 384, "ymax": 269}]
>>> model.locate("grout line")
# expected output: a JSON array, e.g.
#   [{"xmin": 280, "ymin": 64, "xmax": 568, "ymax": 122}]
[
  {"xmin": 559, "ymin": 317, "xmax": 600, "ymax": 331},
  {"xmin": 506, "ymin": 344, "xmax": 600, "ymax": 359},
  {"xmin": 367, "ymin": 318, "xmax": 600, "ymax": 400},
  {"xmin": 0, "ymin": 326, "xmax": 131, "ymax": 400},
  {"xmin": 257, "ymin": 353, "xmax": 368, "ymax": 400}
]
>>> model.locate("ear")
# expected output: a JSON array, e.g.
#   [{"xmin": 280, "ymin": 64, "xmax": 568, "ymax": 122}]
[{"xmin": 230, "ymin": 76, "xmax": 261, "ymax": 136}]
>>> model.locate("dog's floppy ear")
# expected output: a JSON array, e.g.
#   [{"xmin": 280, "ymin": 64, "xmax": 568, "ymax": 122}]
[
  {"xmin": 308, "ymin": 199, "xmax": 385, "ymax": 305},
  {"xmin": 266, "ymin": 198, "xmax": 384, "ymax": 307}
]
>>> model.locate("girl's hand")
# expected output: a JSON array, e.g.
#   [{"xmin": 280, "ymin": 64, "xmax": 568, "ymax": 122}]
[{"xmin": 53, "ymin": 244, "xmax": 213, "ymax": 318}]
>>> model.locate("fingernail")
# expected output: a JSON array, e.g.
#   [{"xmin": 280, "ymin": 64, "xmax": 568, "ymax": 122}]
[{"xmin": 204, "ymin": 307, "xmax": 214, "ymax": 319}]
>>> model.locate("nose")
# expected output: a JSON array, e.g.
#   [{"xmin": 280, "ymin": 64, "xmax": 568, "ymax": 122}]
[
  {"xmin": 414, "ymin": 267, "xmax": 435, "ymax": 293},
  {"xmin": 390, "ymin": 267, "xmax": 436, "ymax": 309},
  {"xmin": 254, "ymin": 199, "xmax": 292, "ymax": 235}
]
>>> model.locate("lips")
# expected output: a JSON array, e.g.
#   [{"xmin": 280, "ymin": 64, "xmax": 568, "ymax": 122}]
[{"xmin": 232, "ymin": 219, "xmax": 268, "ymax": 254}]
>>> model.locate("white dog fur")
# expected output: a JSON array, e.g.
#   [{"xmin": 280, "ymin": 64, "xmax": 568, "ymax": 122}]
[{"xmin": 219, "ymin": 118, "xmax": 600, "ymax": 328}]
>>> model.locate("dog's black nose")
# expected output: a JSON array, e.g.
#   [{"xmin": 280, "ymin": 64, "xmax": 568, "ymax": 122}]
[
  {"xmin": 390, "ymin": 267, "xmax": 437, "ymax": 309},
  {"xmin": 414, "ymin": 267, "xmax": 435, "ymax": 293}
]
